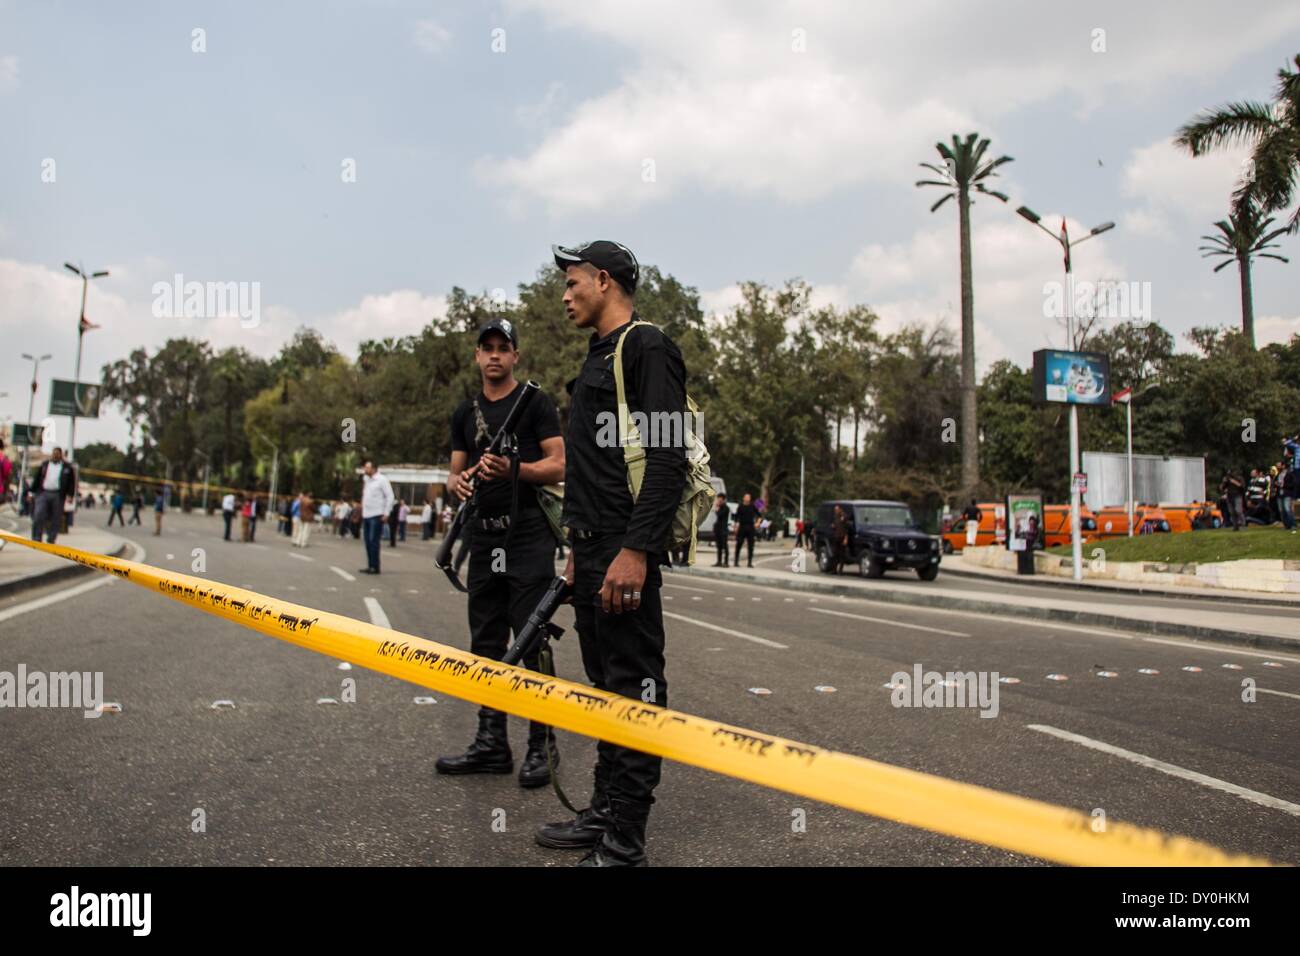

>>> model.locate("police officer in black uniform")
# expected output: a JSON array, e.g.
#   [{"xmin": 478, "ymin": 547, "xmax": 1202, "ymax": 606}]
[
  {"xmin": 435, "ymin": 318, "xmax": 567, "ymax": 788},
  {"xmin": 534, "ymin": 240, "xmax": 688, "ymax": 867}
]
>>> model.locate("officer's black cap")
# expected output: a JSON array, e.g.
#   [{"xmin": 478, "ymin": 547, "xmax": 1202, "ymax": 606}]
[
  {"xmin": 477, "ymin": 317, "xmax": 518, "ymax": 348},
  {"xmin": 552, "ymin": 240, "xmax": 639, "ymax": 295}
]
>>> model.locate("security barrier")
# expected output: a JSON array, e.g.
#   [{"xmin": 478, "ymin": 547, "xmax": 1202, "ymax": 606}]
[{"xmin": 0, "ymin": 529, "xmax": 1274, "ymax": 867}]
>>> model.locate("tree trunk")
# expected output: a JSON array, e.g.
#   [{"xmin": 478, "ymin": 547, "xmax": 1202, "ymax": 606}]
[
  {"xmin": 852, "ymin": 408, "xmax": 859, "ymax": 466},
  {"xmin": 958, "ymin": 185, "xmax": 979, "ymax": 496},
  {"xmin": 1238, "ymin": 254, "xmax": 1255, "ymax": 349}
]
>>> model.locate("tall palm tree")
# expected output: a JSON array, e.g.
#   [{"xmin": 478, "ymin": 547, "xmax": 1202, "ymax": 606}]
[
  {"xmin": 1199, "ymin": 204, "xmax": 1290, "ymax": 348},
  {"xmin": 916, "ymin": 133, "xmax": 1013, "ymax": 497},
  {"xmin": 1177, "ymin": 54, "xmax": 1300, "ymax": 231}
]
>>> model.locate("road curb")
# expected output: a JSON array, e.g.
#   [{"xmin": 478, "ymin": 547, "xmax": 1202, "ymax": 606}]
[
  {"xmin": 939, "ymin": 564, "xmax": 1300, "ymax": 608},
  {"xmin": 678, "ymin": 565, "xmax": 1300, "ymax": 654},
  {"xmin": 0, "ymin": 537, "xmax": 129, "ymax": 601}
]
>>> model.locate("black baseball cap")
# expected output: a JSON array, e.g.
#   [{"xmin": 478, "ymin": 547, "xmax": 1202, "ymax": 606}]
[
  {"xmin": 477, "ymin": 317, "xmax": 518, "ymax": 348},
  {"xmin": 552, "ymin": 240, "xmax": 639, "ymax": 295}
]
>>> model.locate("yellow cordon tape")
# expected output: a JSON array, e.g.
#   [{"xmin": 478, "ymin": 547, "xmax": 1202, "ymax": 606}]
[{"xmin": 0, "ymin": 529, "xmax": 1273, "ymax": 867}]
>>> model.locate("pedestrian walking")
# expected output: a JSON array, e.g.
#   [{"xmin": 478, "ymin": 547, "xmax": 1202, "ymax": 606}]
[
  {"xmin": 129, "ymin": 489, "xmax": 143, "ymax": 525},
  {"xmin": 421, "ymin": 499, "xmax": 434, "ymax": 540},
  {"xmin": 398, "ymin": 500, "xmax": 410, "ymax": 542},
  {"xmin": 733, "ymin": 492, "xmax": 758, "ymax": 568},
  {"xmin": 1220, "ymin": 470, "xmax": 1246, "ymax": 531},
  {"xmin": 359, "ymin": 462, "xmax": 394, "ymax": 574},
  {"xmin": 240, "ymin": 496, "xmax": 252, "ymax": 542},
  {"xmin": 107, "ymin": 489, "xmax": 126, "ymax": 527},
  {"xmin": 293, "ymin": 492, "xmax": 315, "ymax": 548},
  {"xmin": 221, "ymin": 491, "xmax": 236, "ymax": 540},
  {"xmin": 30, "ymin": 447, "xmax": 76, "ymax": 544},
  {"xmin": 712, "ymin": 493, "xmax": 730, "ymax": 566},
  {"xmin": 153, "ymin": 486, "xmax": 167, "ymax": 536},
  {"xmin": 963, "ymin": 498, "xmax": 982, "ymax": 548}
]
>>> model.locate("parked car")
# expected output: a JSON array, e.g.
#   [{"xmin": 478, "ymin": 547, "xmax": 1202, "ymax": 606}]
[{"xmin": 812, "ymin": 499, "xmax": 941, "ymax": 580}]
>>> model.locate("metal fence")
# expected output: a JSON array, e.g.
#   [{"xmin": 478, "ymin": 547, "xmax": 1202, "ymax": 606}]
[{"xmin": 1081, "ymin": 451, "xmax": 1206, "ymax": 509}]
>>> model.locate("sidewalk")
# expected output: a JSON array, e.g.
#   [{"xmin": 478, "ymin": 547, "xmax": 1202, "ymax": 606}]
[
  {"xmin": 942, "ymin": 552, "xmax": 1300, "ymax": 605},
  {"xmin": 0, "ymin": 515, "xmax": 129, "ymax": 598},
  {"xmin": 681, "ymin": 550, "xmax": 1300, "ymax": 653}
]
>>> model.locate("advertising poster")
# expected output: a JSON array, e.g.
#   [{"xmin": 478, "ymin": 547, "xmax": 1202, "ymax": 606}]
[
  {"xmin": 49, "ymin": 380, "xmax": 103, "ymax": 418},
  {"xmin": 1005, "ymin": 494, "xmax": 1044, "ymax": 552},
  {"xmin": 1031, "ymin": 350, "xmax": 1111, "ymax": 406}
]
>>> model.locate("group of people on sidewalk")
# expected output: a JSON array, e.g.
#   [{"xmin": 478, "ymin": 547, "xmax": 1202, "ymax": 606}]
[{"xmin": 1218, "ymin": 439, "xmax": 1300, "ymax": 532}]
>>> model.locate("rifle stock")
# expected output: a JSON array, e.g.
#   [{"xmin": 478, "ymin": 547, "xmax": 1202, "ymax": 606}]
[{"xmin": 503, "ymin": 574, "xmax": 571, "ymax": 666}]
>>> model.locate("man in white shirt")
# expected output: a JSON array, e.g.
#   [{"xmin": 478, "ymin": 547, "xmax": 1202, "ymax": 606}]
[
  {"xmin": 360, "ymin": 460, "xmax": 394, "ymax": 574},
  {"xmin": 221, "ymin": 491, "xmax": 237, "ymax": 541},
  {"xmin": 31, "ymin": 448, "xmax": 75, "ymax": 544}
]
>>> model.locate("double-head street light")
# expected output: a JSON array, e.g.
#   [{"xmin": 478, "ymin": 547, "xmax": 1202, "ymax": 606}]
[
  {"xmin": 63, "ymin": 262, "xmax": 110, "ymax": 462},
  {"xmin": 19, "ymin": 352, "xmax": 54, "ymax": 500},
  {"xmin": 1016, "ymin": 206, "xmax": 1115, "ymax": 582}
]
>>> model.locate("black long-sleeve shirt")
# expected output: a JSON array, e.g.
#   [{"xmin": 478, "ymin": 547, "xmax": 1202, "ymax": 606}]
[{"xmin": 563, "ymin": 316, "xmax": 688, "ymax": 552}]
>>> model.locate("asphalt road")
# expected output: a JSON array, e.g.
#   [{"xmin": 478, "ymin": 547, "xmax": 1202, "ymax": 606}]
[{"xmin": 1, "ymin": 512, "xmax": 1296, "ymax": 866}]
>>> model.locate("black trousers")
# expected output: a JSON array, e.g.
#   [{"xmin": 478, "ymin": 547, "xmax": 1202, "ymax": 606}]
[
  {"xmin": 734, "ymin": 526, "xmax": 755, "ymax": 565},
  {"xmin": 572, "ymin": 532, "xmax": 667, "ymax": 809},
  {"xmin": 714, "ymin": 527, "xmax": 729, "ymax": 564},
  {"xmin": 222, "ymin": 511, "xmax": 233, "ymax": 539},
  {"xmin": 466, "ymin": 509, "xmax": 556, "ymax": 741}
]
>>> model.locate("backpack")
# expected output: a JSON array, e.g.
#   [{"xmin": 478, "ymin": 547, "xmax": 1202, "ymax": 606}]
[{"xmin": 612, "ymin": 321, "xmax": 716, "ymax": 564}]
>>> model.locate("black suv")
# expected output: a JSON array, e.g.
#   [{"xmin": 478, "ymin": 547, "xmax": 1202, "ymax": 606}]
[{"xmin": 811, "ymin": 499, "xmax": 941, "ymax": 581}]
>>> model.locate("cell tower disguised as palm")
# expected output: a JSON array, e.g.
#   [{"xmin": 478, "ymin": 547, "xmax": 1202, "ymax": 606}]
[
  {"xmin": 916, "ymin": 133, "xmax": 1013, "ymax": 497},
  {"xmin": 1199, "ymin": 204, "xmax": 1290, "ymax": 348}
]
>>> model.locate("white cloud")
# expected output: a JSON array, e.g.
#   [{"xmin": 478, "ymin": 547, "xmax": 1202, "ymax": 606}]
[
  {"xmin": 326, "ymin": 290, "xmax": 448, "ymax": 352},
  {"xmin": 1122, "ymin": 139, "xmax": 1251, "ymax": 228},
  {"xmin": 485, "ymin": 0, "xmax": 1300, "ymax": 212},
  {"xmin": 413, "ymin": 20, "xmax": 452, "ymax": 55},
  {"xmin": 1255, "ymin": 315, "xmax": 1300, "ymax": 347},
  {"xmin": 0, "ymin": 55, "xmax": 18, "ymax": 93}
]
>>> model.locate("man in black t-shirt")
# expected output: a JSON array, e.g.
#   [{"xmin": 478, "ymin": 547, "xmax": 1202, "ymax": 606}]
[
  {"xmin": 733, "ymin": 493, "xmax": 759, "ymax": 568},
  {"xmin": 434, "ymin": 318, "xmax": 567, "ymax": 789}
]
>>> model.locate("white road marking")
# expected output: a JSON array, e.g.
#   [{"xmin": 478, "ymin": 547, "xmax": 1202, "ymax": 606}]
[
  {"xmin": 1027, "ymin": 724, "xmax": 1300, "ymax": 817},
  {"xmin": 1140, "ymin": 637, "xmax": 1300, "ymax": 664},
  {"xmin": 810, "ymin": 606, "xmax": 970, "ymax": 638},
  {"xmin": 663, "ymin": 611, "xmax": 788, "ymax": 649},
  {"xmin": 1258, "ymin": 687, "xmax": 1300, "ymax": 701},
  {"xmin": 663, "ymin": 582, "xmax": 714, "ymax": 594},
  {"xmin": 289, "ymin": 552, "xmax": 313, "ymax": 562},
  {"xmin": 0, "ymin": 540, "xmax": 146, "ymax": 624},
  {"xmin": 364, "ymin": 596, "xmax": 391, "ymax": 629},
  {"xmin": 330, "ymin": 566, "xmax": 357, "ymax": 582}
]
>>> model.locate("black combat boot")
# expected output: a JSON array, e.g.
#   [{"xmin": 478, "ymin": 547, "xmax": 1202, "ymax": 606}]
[
  {"xmin": 518, "ymin": 721, "xmax": 560, "ymax": 789},
  {"xmin": 576, "ymin": 797, "xmax": 649, "ymax": 867},
  {"xmin": 434, "ymin": 708, "xmax": 512, "ymax": 775},
  {"xmin": 535, "ymin": 765, "xmax": 611, "ymax": 849}
]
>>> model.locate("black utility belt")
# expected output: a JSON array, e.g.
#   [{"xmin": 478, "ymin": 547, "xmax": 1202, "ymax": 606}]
[{"xmin": 475, "ymin": 509, "xmax": 542, "ymax": 532}]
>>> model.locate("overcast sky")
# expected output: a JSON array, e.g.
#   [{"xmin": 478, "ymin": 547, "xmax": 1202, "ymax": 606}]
[{"xmin": 4, "ymin": 0, "xmax": 1300, "ymax": 450}]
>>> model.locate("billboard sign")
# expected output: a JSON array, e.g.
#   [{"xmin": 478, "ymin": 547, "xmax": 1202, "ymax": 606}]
[
  {"xmin": 1032, "ymin": 350, "xmax": 1111, "ymax": 406},
  {"xmin": 10, "ymin": 423, "xmax": 45, "ymax": 447},
  {"xmin": 49, "ymin": 380, "xmax": 102, "ymax": 418}
]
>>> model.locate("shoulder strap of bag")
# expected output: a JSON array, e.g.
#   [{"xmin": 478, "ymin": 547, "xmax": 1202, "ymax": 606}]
[{"xmin": 612, "ymin": 320, "xmax": 656, "ymax": 500}]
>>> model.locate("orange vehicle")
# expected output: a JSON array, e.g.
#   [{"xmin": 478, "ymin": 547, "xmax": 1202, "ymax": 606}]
[
  {"xmin": 1095, "ymin": 502, "xmax": 1221, "ymax": 536},
  {"xmin": 1041, "ymin": 504, "xmax": 1099, "ymax": 548},
  {"xmin": 943, "ymin": 502, "xmax": 1097, "ymax": 553},
  {"xmin": 941, "ymin": 502, "xmax": 1001, "ymax": 553}
]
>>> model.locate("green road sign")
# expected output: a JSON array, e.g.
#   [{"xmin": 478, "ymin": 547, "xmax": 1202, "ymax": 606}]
[
  {"xmin": 49, "ymin": 380, "xmax": 102, "ymax": 418},
  {"xmin": 10, "ymin": 423, "xmax": 45, "ymax": 447}
]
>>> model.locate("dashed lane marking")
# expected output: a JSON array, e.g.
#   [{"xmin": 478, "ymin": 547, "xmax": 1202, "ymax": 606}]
[
  {"xmin": 663, "ymin": 611, "xmax": 788, "ymax": 649},
  {"xmin": 330, "ymin": 566, "xmax": 357, "ymax": 582},
  {"xmin": 810, "ymin": 606, "xmax": 970, "ymax": 638}
]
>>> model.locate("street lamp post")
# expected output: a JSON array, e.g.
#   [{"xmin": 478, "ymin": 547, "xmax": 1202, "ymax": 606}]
[
  {"xmin": 793, "ymin": 446, "xmax": 805, "ymax": 528},
  {"xmin": 1015, "ymin": 206, "xmax": 1115, "ymax": 581},
  {"xmin": 19, "ymin": 353, "xmax": 53, "ymax": 507},
  {"xmin": 62, "ymin": 262, "xmax": 110, "ymax": 463},
  {"xmin": 196, "ymin": 449, "xmax": 211, "ymax": 513},
  {"xmin": 255, "ymin": 429, "xmax": 280, "ymax": 516}
]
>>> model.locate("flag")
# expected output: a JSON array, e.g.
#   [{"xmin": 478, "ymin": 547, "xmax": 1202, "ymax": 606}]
[
  {"xmin": 1113, "ymin": 387, "xmax": 1132, "ymax": 405},
  {"xmin": 1060, "ymin": 218, "xmax": 1071, "ymax": 273},
  {"xmin": 79, "ymin": 314, "xmax": 100, "ymax": 334}
]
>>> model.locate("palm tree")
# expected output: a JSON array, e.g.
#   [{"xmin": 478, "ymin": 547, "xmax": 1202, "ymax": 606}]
[
  {"xmin": 916, "ymin": 133, "xmax": 1013, "ymax": 497},
  {"xmin": 1176, "ymin": 54, "xmax": 1300, "ymax": 231},
  {"xmin": 1199, "ymin": 204, "xmax": 1290, "ymax": 348}
]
